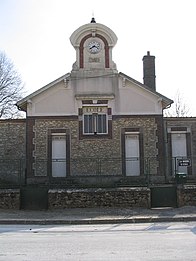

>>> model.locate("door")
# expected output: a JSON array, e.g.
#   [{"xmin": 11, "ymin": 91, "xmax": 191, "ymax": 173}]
[
  {"xmin": 125, "ymin": 134, "xmax": 140, "ymax": 176},
  {"xmin": 151, "ymin": 186, "xmax": 177, "ymax": 208},
  {"xmin": 52, "ymin": 134, "xmax": 66, "ymax": 177},
  {"xmin": 171, "ymin": 133, "xmax": 187, "ymax": 175},
  {"xmin": 20, "ymin": 186, "xmax": 48, "ymax": 210}
]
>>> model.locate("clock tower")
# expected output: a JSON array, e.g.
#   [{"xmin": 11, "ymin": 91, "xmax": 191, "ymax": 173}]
[{"xmin": 70, "ymin": 18, "xmax": 118, "ymax": 74}]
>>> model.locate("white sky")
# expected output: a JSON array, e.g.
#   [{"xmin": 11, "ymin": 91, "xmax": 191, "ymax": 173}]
[{"xmin": 0, "ymin": 0, "xmax": 196, "ymax": 115}]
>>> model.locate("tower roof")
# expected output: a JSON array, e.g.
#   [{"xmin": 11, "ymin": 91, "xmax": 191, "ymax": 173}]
[{"xmin": 90, "ymin": 17, "xmax": 96, "ymax": 23}]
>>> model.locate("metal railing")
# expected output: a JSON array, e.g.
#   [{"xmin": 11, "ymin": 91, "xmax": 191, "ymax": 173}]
[
  {"xmin": 0, "ymin": 156, "xmax": 195, "ymax": 187},
  {"xmin": 0, "ymin": 159, "xmax": 25, "ymax": 187}
]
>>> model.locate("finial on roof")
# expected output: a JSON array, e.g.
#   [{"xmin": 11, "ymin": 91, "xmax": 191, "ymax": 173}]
[{"xmin": 91, "ymin": 17, "xmax": 96, "ymax": 23}]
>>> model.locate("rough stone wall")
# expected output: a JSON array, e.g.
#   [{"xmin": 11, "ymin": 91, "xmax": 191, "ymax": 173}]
[
  {"xmin": 34, "ymin": 118, "xmax": 77, "ymax": 160},
  {"xmin": 113, "ymin": 116, "xmax": 158, "ymax": 158},
  {"xmin": 32, "ymin": 115, "xmax": 161, "ymax": 177},
  {"xmin": 34, "ymin": 116, "xmax": 159, "ymax": 159},
  {"xmin": 33, "ymin": 118, "xmax": 78, "ymax": 176},
  {"xmin": 113, "ymin": 116, "xmax": 160, "ymax": 176},
  {"xmin": 177, "ymin": 185, "xmax": 196, "ymax": 206},
  {"xmin": 0, "ymin": 189, "xmax": 20, "ymax": 209},
  {"xmin": 48, "ymin": 187, "xmax": 150, "ymax": 208},
  {"xmin": 0, "ymin": 119, "xmax": 26, "ymax": 159},
  {"xmin": 0, "ymin": 120, "xmax": 26, "ymax": 183}
]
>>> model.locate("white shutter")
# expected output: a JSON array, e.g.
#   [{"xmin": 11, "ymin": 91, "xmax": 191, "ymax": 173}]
[
  {"xmin": 52, "ymin": 134, "xmax": 66, "ymax": 177},
  {"xmin": 125, "ymin": 134, "xmax": 140, "ymax": 176}
]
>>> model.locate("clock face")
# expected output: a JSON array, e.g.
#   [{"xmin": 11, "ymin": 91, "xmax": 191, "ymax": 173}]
[{"xmin": 88, "ymin": 41, "xmax": 101, "ymax": 53}]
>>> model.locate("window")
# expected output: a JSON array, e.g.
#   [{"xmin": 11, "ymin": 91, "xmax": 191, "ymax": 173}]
[
  {"xmin": 79, "ymin": 104, "xmax": 112, "ymax": 139},
  {"xmin": 83, "ymin": 113, "xmax": 107, "ymax": 134}
]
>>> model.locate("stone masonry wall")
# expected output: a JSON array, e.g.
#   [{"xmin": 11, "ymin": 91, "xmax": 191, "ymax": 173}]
[
  {"xmin": 32, "ymin": 115, "xmax": 160, "ymax": 177},
  {"xmin": 0, "ymin": 189, "xmax": 20, "ymax": 209},
  {"xmin": 0, "ymin": 186, "xmax": 195, "ymax": 209},
  {"xmin": 113, "ymin": 116, "xmax": 158, "ymax": 158},
  {"xmin": 177, "ymin": 185, "xmax": 196, "ymax": 206},
  {"xmin": 33, "ymin": 118, "xmax": 78, "ymax": 176},
  {"xmin": 48, "ymin": 187, "xmax": 150, "ymax": 208},
  {"xmin": 0, "ymin": 119, "xmax": 26, "ymax": 159},
  {"xmin": 0, "ymin": 120, "xmax": 26, "ymax": 184}
]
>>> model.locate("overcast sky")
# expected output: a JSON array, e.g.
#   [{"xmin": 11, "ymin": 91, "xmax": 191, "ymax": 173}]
[{"xmin": 0, "ymin": 0, "xmax": 196, "ymax": 115}]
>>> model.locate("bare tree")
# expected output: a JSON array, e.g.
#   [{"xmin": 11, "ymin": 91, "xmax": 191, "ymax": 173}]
[
  {"xmin": 164, "ymin": 90, "xmax": 190, "ymax": 117},
  {"xmin": 0, "ymin": 51, "xmax": 24, "ymax": 118}
]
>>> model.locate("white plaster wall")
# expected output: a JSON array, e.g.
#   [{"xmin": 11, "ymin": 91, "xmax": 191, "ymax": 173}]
[
  {"xmin": 116, "ymin": 79, "xmax": 163, "ymax": 115},
  {"xmin": 27, "ymin": 81, "xmax": 76, "ymax": 116},
  {"xmin": 26, "ymin": 74, "xmax": 163, "ymax": 117},
  {"xmin": 71, "ymin": 73, "xmax": 118, "ymax": 96}
]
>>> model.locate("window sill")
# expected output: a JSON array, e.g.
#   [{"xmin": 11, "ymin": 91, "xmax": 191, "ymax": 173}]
[{"xmin": 79, "ymin": 133, "xmax": 112, "ymax": 140}]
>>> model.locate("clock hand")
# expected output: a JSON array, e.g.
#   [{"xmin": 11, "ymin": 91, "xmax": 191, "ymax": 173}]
[{"xmin": 90, "ymin": 45, "xmax": 96, "ymax": 49}]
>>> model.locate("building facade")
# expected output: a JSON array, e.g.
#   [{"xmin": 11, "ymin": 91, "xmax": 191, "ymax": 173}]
[{"xmin": 1, "ymin": 19, "xmax": 196, "ymax": 187}]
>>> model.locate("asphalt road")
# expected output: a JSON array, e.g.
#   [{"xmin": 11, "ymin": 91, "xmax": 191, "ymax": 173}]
[{"xmin": 0, "ymin": 222, "xmax": 196, "ymax": 261}]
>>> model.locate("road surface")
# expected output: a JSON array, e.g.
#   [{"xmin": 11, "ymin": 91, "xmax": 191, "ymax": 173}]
[{"xmin": 0, "ymin": 222, "xmax": 195, "ymax": 260}]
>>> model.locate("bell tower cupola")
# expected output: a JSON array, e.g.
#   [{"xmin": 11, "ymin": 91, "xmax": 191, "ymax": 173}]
[{"xmin": 70, "ymin": 18, "xmax": 118, "ymax": 74}]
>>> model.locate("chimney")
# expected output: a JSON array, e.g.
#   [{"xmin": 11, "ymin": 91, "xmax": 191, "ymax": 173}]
[{"xmin": 143, "ymin": 51, "xmax": 156, "ymax": 90}]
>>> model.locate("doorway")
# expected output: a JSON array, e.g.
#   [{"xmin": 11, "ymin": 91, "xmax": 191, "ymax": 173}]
[
  {"xmin": 52, "ymin": 134, "xmax": 67, "ymax": 177},
  {"xmin": 125, "ymin": 134, "xmax": 140, "ymax": 176},
  {"xmin": 171, "ymin": 133, "xmax": 187, "ymax": 175}
]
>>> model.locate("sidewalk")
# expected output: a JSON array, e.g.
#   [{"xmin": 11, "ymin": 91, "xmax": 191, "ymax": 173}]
[{"xmin": 0, "ymin": 206, "xmax": 196, "ymax": 225}]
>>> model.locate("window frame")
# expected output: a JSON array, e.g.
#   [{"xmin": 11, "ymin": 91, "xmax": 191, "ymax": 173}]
[
  {"xmin": 78, "ymin": 105, "xmax": 112, "ymax": 140},
  {"xmin": 83, "ymin": 112, "xmax": 108, "ymax": 135}
]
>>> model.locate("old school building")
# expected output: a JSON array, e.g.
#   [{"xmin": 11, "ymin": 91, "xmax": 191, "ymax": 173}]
[{"xmin": 1, "ymin": 18, "xmax": 196, "ymax": 192}]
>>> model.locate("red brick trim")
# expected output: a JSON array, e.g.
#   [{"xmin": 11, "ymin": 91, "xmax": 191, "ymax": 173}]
[
  {"xmin": 82, "ymin": 100, "xmax": 93, "ymax": 104},
  {"xmin": 155, "ymin": 116, "xmax": 165, "ymax": 176},
  {"xmin": 113, "ymin": 114, "xmax": 163, "ymax": 119},
  {"xmin": 97, "ymin": 100, "xmax": 108, "ymax": 104},
  {"xmin": 107, "ymin": 108, "xmax": 112, "ymax": 115},
  {"xmin": 79, "ymin": 34, "xmax": 109, "ymax": 68},
  {"xmin": 186, "ymin": 133, "xmax": 192, "ymax": 175},
  {"xmin": 78, "ymin": 108, "xmax": 83, "ymax": 116},
  {"xmin": 27, "ymin": 116, "xmax": 78, "ymax": 120},
  {"xmin": 168, "ymin": 133, "xmax": 173, "ymax": 174},
  {"xmin": 171, "ymin": 127, "xmax": 187, "ymax": 132},
  {"xmin": 0, "ymin": 119, "xmax": 26, "ymax": 123},
  {"xmin": 96, "ymin": 34, "xmax": 109, "ymax": 68},
  {"xmin": 26, "ymin": 117, "xmax": 35, "ymax": 178}
]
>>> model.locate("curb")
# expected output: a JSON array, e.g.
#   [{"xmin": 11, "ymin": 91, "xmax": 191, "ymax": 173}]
[{"xmin": 0, "ymin": 216, "xmax": 196, "ymax": 225}]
